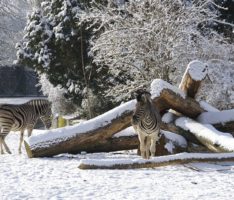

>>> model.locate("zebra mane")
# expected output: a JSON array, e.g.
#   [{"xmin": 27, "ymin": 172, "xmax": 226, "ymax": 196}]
[{"xmin": 27, "ymin": 99, "xmax": 50, "ymax": 105}]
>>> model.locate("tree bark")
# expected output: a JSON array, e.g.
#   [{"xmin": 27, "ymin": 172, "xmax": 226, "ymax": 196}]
[
  {"xmin": 78, "ymin": 152, "xmax": 234, "ymax": 169},
  {"xmin": 214, "ymin": 122, "xmax": 234, "ymax": 134}
]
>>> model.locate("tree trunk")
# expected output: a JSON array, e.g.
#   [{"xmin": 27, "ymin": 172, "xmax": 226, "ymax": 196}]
[
  {"xmin": 78, "ymin": 152, "xmax": 234, "ymax": 169},
  {"xmin": 179, "ymin": 60, "xmax": 208, "ymax": 98}
]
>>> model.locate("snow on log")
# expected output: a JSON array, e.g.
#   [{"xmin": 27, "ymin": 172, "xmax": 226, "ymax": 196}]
[
  {"xmin": 78, "ymin": 152, "xmax": 234, "ymax": 169},
  {"xmin": 179, "ymin": 60, "xmax": 208, "ymax": 98},
  {"xmin": 24, "ymin": 79, "xmax": 205, "ymax": 158},
  {"xmin": 176, "ymin": 117, "xmax": 234, "ymax": 152},
  {"xmin": 24, "ymin": 100, "xmax": 136, "ymax": 157},
  {"xmin": 199, "ymin": 101, "xmax": 220, "ymax": 112},
  {"xmin": 197, "ymin": 109, "xmax": 234, "ymax": 125},
  {"xmin": 151, "ymin": 79, "xmax": 205, "ymax": 116},
  {"xmin": 197, "ymin": 109, "xmax": 234, "ymax": 134}
]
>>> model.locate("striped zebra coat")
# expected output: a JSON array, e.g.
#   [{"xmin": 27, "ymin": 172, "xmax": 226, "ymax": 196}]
[
  {"xmin": 132, "ymin": 90, "xmax": 161, "ymax": 159},
  {"xmin": 0, "ymin": 99, "xmax": 52, "ymax": 154}
]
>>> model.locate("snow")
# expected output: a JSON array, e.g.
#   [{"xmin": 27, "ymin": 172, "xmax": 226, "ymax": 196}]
[
  {"xmin": 113, "ymin": 126, "xmax": 136, "ymax": 138},
  {"xmin": 1, "ymin": 131, "xmax": 234, "ymax": 199},
  {"xmin": 183, "ymin": 60, "xmax": 208, "ymax": 81},
  {"xmin": 162, "ymin": 111, "xmax": 176, "ymax": 123},
  {"xmin": 27, "ymin": 100, "xmax": 136, "ymax": 148},
  {"xmin": 0, "ymin": 97, "xmax": 47, "ymax": 105},
  {"xmin": 176, "ymin": 117, "xmax": 234, "ymax": 151},
  {"xmin": 199, "ymin": 101, "xmax": 220, "ymax": 112},
  {"xmin": 184, "ymin": 162, "xmax": 232, "ymax": 172},
  {"xmin": 197, "ymin": 109, "xmax": 234, "ymax": 124},
  {"xmin": 151, "ymin": 79, "xmax": 185, "ymax": 99},
  {"xmin": 161, "ymin": 130, "xmax": 187, "ymax": 148}
]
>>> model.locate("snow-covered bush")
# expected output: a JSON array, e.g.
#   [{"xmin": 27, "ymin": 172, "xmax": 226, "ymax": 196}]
[
  {"xmin": 38, "ymin": 74, "xmax": 77, "ymax": 115},
  {"xmin": 197, "ymin": 60, "xmax": 234, "ymax": 110}
]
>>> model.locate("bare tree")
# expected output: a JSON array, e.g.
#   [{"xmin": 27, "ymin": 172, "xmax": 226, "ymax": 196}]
[
  {"xmin": 0, "ymin": 0, "xmax": 30, "ymax": 65},
  {"xmin": 81, "ymin": 0, "xmax": 233, "ymax": 106}
]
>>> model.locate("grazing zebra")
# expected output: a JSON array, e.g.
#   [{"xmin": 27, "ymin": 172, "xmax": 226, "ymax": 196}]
[
  {"xmin": 132, "ymin": 90, "xmax": 161, "ymax": 159},
  {"xmin": 0, "ymin": 99, "xmax": 52, "ymax": 154}
]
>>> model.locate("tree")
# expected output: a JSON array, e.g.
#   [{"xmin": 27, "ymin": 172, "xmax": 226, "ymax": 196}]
[
  {"xmin": 16, "ymin": 0, "xmax": 120, "ymax": 118},
  {"xmin": 213, "ymin": 0, "xmax": 234, "ymax": 42},
  {"xmin": 0, "ymin": 0, "xmax": 29, "ymax": 65},
  {"xmin": 82, "ymin": 0, "xmax": 233, "ymax": 107}
]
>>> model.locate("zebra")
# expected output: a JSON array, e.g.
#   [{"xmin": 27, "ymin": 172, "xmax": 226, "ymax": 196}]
[
  {"xmin": 132, "ymin": 90, "xmax": 161, "ymax": 159},
  {"xmin": 0, "ymin": 99, "xmax": 52, "ymax": 154}
]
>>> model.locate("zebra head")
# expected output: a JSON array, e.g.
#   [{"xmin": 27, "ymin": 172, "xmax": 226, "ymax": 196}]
[
  {"xmin": 135, "ymin": 89, "xmax": 152, "ymax": 105},
  {"xmin": 132, "ymin": 89, "xmax": 152, "ymax": 124}
]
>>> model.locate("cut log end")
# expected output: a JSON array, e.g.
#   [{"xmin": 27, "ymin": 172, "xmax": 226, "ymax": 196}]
[{"xmin": 24, "ymin": 140, "xmax": 33, "ymax": 158}]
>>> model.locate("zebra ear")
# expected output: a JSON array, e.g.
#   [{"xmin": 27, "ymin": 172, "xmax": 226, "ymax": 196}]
[{"xmin": 134, "ymin": 89, "xmax": 145, "ymax": 101}]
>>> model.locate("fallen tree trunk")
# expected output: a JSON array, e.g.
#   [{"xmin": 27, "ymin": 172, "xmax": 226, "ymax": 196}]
[
  {"xmin": 25, "ymin": 79, "xmax": 205, "ymax": 158},
  {"xmin": 176, "ymin": 117, "xmax": 234, "ymax": 152},
  {"xmin": 78, "ymin": 152, "xmax": 234, "ymax": 169}
]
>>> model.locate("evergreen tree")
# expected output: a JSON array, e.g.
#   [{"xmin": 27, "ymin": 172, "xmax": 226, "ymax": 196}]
[{"xmin": 16, "ymin": 0, "xmax": 122, "ymax": 118}]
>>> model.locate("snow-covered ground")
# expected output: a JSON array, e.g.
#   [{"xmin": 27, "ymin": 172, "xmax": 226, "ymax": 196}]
[{"xmin": 1, "ymin": 131, "xmax": 234, "ymax": 200}]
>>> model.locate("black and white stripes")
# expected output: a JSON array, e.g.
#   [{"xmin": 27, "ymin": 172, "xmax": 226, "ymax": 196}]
[{"xmin": 0, "ymin": 99, "xmax": 52, "ymax": 154}]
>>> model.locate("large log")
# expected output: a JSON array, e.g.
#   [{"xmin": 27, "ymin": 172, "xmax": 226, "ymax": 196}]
[
  {"xmin": 25, "ymin": 79, "xmax": 205, "ymax": 158},
  {"xmin": 176, "ymin": 117, "xmax": 234, "ymax": 152},
  {"xmin": 78, "ymin": 152, "xmax": 234, "ymax": 169}
]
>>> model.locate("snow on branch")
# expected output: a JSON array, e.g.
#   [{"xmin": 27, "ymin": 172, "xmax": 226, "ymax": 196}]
[{"xmin": 78, "ymin": 152, "xmax": 234, "ymax": 169}]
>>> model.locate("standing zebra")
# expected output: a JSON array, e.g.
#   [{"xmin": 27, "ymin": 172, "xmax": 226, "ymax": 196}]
[
  {"xmin": 0, "ymin": 99, "xmax": 52, "ymax": 154},
  {"xmin": 132, "ymin": 90, "xmax": 161, "ymax": 159}
]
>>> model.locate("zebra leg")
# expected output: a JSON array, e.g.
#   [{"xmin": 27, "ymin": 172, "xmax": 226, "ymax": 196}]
[
  {"xmin": 0, "ymin": 127, "xmax": 12, "ymax": 154},
  {"xmin": 27, "ymin": 128, "xmax": 33, "ymax": 137},
  {"xmin": 2, "ymin": 137, "xmax": 11, "ymax": 154},
  {"xmin": 150, "ymin": 133, "xmax": 159, "ymax": 157},
  {"xmin": 0, "ymin": 137, "xmax": 4, "ymax": 154},
  {"xmin": 18, "ymin": 130, "xmax": 24, "ymax": 154},
  {"xmin": 145, "ymin": 136, "xmax": 151, "ymax": 159},
  {"xmin": 138, "ymin": 133, "xmax": 147, "ymax": 159}
]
